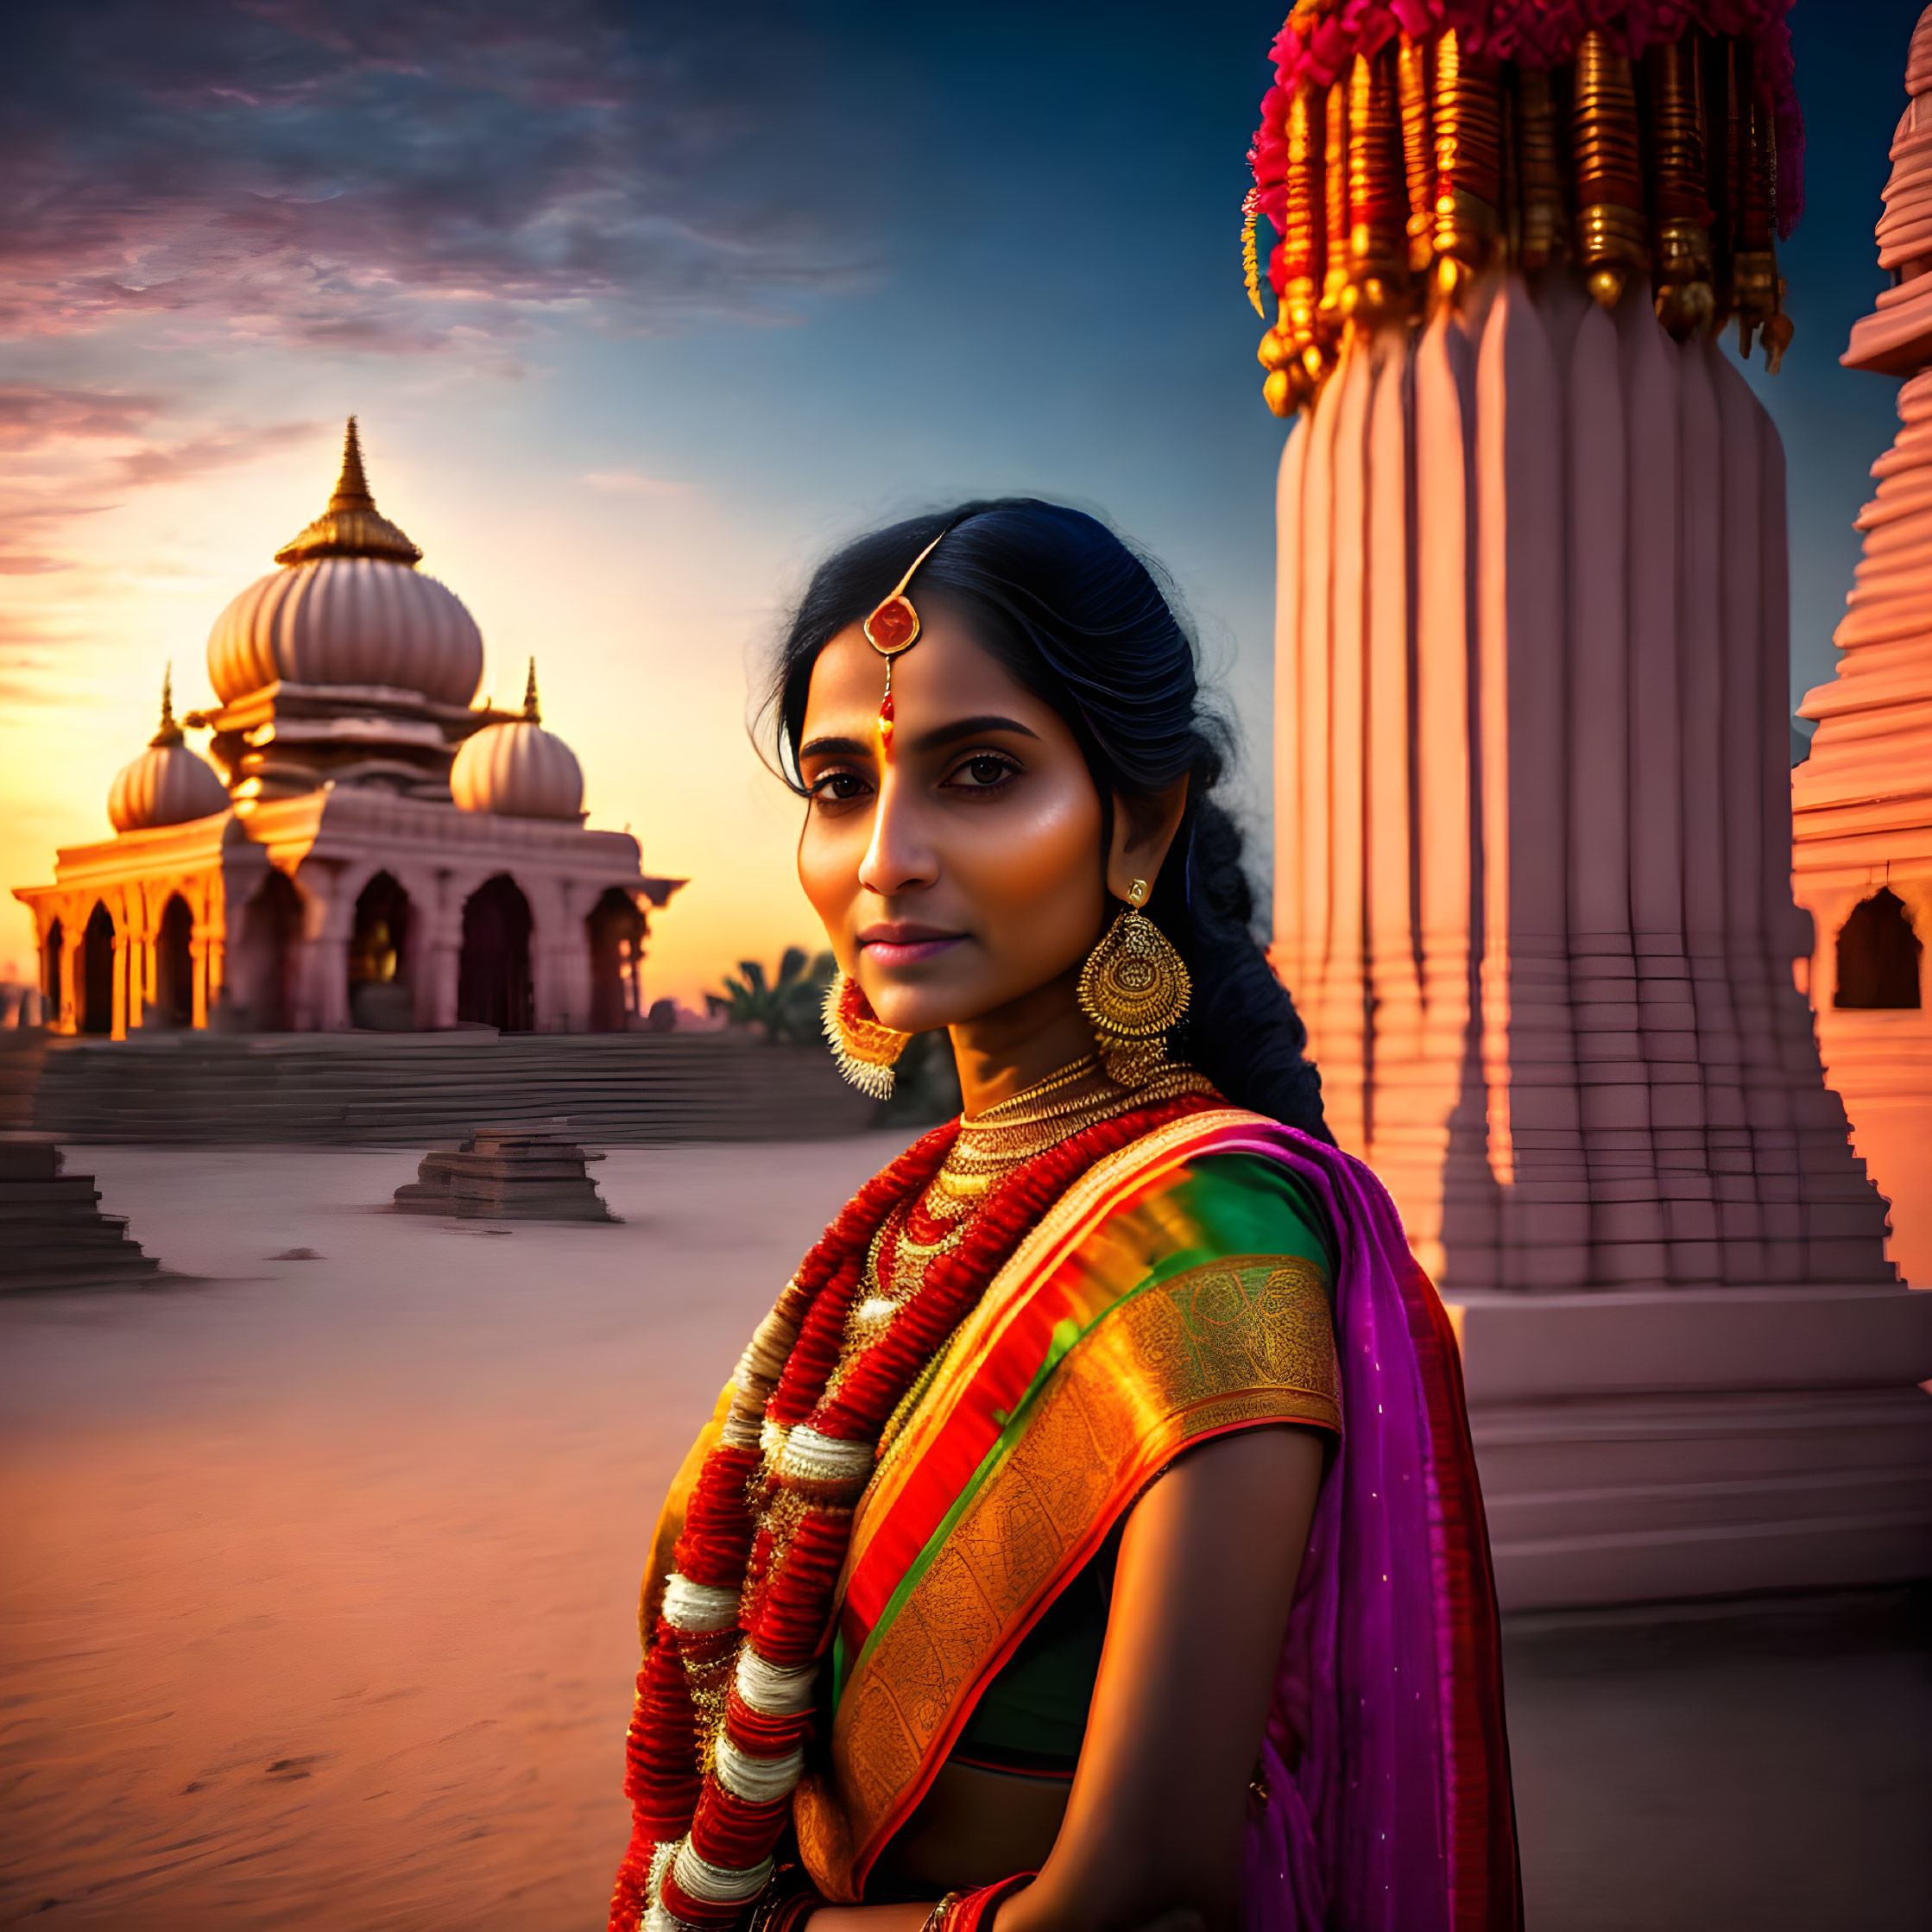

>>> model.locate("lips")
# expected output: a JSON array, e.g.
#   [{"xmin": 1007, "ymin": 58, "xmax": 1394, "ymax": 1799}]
[{"xmin": 858, "ymin": 924, "xmax": 964, "ymax": 968}]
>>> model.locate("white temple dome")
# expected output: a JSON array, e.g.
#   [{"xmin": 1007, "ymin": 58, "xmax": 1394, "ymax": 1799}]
[
  {"xmin": 205, "ymin": 420, "xmax": 483, "ymax": 707},
  {"xmin": 110, "ymin": 681, "xmax": 230, "ymax": 831},
  {"xmin": 207, "ymin": 557, "xmax": 483, "ymax": 705},
  {"xmin": 451, "ymin": 665, "xmax": 584, "ymax": 820}
]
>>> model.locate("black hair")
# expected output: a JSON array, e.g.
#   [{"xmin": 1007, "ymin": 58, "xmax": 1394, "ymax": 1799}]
[{"xmin": 765, "ymin": 496, "xmax": 1329, "ymax": 1142}]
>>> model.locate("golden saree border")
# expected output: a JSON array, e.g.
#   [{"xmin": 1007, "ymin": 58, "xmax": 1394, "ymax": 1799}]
[
  {"xmin": 837, "ymin": 1108, "xmax": 1287, "ymax": 1630},
  {"xmin": 794, "ymin": 1165, "xmax": 1340, "ymax": 1899}
]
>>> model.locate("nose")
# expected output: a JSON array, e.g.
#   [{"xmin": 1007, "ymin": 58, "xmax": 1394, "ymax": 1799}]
[{"xmin": 856, "ymin": 762, "xmax": 938, "ymax": 898}]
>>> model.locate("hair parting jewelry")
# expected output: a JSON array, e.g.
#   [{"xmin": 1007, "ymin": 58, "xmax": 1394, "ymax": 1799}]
[{"xmin": 862, "ymin": 527, "xmax": 951, "ymax": 757}]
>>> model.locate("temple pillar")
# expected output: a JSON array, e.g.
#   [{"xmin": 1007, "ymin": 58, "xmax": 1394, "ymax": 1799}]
[
  {"xmin": 292, "ymin": 862, "xmax": 350, "ymax": 1032},
  {"xmin": 1274, "ymin": 272, "xmax": 1929, "ymax": 1607},
  {"xmin": 56, "ymin": 906, "xmax": 78, "ymax": 1035},
  {"xmin": 426, "ymin": 870, "xmax": 464, "ymax": 1030},
  {"xmin": 110, "ymin": 922, "xmax": 129, "ymax": 1043}
]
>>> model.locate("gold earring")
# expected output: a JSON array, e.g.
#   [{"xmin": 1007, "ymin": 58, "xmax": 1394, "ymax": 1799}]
[
  {"xmin": 823, "ymin": 970, "xmax": 911, "ymax": 1099},
  {"xmin": 1077, "ymin": 884, "xmax": 1190, "ymax": 1088}
]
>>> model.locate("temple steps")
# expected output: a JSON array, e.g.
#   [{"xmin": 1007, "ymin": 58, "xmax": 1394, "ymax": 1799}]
[
  {"xmin": 17, "ymin": 1029, "xmax": 879, "ymax": 1146},
  {"xmin": 0, "ymin": 1133, "xmax": 164, "ymax": 1293}
]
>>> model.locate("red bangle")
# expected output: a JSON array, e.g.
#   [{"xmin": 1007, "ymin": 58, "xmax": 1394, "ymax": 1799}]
[{"xmin": 931, "ymin": 1872, "xmax": 1036, "ymax": 1932}]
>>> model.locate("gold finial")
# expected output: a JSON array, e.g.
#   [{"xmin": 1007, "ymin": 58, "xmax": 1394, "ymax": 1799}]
[
  {"xmin": 522, "ymin": 658, "xmax": 541, "ymax": 723},
  {"xmin": 150, "ymin": 665, "xmax": 184, "ymax": 748},
  {"xmin": 330, "ymin": 416, "xmax": 376, "ymax": 513},
  {"xmin": 274, "ymin": 418, "xmax": 425, "ymax": 567}
]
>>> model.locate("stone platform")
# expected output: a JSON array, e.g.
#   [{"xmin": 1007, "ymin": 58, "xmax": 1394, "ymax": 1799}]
[
  {"xmin": 395, "ymin": 1127, "xmax": 616, "ymax": 1221},
  {"xmin": 1455, "ymin": 1284, "xmax": 1932, "ymax": 1609}
]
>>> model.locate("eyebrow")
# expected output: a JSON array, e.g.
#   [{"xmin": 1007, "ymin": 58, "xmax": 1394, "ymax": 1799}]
[
  {"xmin": 799, "ymin": 715, "xmax": 1042, "ymax": 763},
  {"xmin": 912, "ymin": 714, "xmax": 1042, "ymax": 754},
  {"xmin": 799, "ymin": 734, "xmax": 870, "ymax": 761}
]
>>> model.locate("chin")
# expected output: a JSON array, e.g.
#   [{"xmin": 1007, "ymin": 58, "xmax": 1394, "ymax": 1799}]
[{"xmin": 862, "ymin": 973, "xmax": 976, "ymax": 1039}]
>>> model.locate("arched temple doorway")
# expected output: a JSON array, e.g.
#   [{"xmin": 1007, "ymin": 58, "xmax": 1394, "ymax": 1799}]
[
  {"xmin": 458, "ymin": 874, "xmax": 534, "ymax": 1032},
  {"xmin": 156, "ymin": 894, "xmax": 194, "ymax": 1028},
  {"xmin": 1834, "ymin": 887, "xmax": 1923, "ymax": 1010},
  {"xmin": 237, "ymin": 870, "xmax": 303, "ymax": 1031},
  {"xmin": 586, "ymin": 887, "xmax": 646, "ymax": 1032},
  {"xmin": 349, "ymin": 871, "xmax": 414, "ymax": 1030},
  {"xmin": 80, "ymin": 903, "xmax": 115, "ymax": 1036}
]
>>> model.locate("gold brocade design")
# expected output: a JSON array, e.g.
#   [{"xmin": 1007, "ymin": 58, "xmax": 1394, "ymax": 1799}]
[
  {"xmin": 793, "ymin": 1251, "xmax": 1339, "ymax": 1900},
  {"xmin": 837, "ymin": 1108, "xmax": 1272, "ymax": 1594}
]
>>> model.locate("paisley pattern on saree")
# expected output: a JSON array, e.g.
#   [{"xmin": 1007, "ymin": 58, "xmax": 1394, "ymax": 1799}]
[{"xmin": 794, "ymin": 1234, "xmax": 1338, "ymax": 1899}]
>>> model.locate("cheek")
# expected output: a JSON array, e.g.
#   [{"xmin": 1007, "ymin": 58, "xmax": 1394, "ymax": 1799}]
[
  {"xmin": 957, "ymin": 782, "xmax": 1104, "ymax": 931},
  {"xmin": 797, "ymin": 810, "xmax": 865, "ymax": 940}
]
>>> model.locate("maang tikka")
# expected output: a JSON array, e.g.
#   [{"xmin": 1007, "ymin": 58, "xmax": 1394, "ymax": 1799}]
[
  {"xmin": 861, "ymin": 526, "xmax": 949, "ymax": 761},
  {"xmin": 824, "ymin": 526, "xmax": 953, "ymax": 1097}
]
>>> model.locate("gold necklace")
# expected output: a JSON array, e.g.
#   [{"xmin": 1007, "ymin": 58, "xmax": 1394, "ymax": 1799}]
[
  {"xmin": 969, "ymin": 1053, "xmax": 1102, "ymax": 1124},
  {"xmin": 938, "ymin": 1057, "xmax": 1215, "ymax": 1200}
]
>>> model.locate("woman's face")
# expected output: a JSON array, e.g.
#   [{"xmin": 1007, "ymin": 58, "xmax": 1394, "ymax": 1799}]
[{"xmin": 795, "ymin": 606, "xmax": 1109, "ymax": 1037}]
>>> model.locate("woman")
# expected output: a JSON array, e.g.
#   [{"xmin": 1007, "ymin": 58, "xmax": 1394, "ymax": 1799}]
[{"xmin": 610, "ymin": 502, "xmax": 1518, "ymax": 1932}]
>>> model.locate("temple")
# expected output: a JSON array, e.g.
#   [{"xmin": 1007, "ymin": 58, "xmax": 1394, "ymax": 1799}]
[
  {"xmin": 13, "ymin": 422, "xmax": 682, "ymax": 1038},
  {"xmin": 1792, "ymin": 9, "xmax": 1932, "ymax": 1291},
  {"xmin": 1250, "ymin": 3, "xmax": 1932, "ymax": 1609}
]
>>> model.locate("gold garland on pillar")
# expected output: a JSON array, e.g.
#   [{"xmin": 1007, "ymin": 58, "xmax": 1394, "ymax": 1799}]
[
  {"xmin": 1431, "ymin": 29, "xmax": 1503, "ymax": 298},
  {"xmin": 1573, "ymin": 29, "xmax": 1649, "ymax": 310},
  {"xmin": 1647, "ymin": 34, "xmax": 1716, "ymax": 338},
  {"xmin": 1248, "ymin": 16, "xmax": 1796, "ymax": 417}
]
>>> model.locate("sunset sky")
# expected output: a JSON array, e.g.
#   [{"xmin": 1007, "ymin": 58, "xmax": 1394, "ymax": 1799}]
[{"xmin": 0, "ymin": 0, "xmax": 1923, "ymax": 1006}]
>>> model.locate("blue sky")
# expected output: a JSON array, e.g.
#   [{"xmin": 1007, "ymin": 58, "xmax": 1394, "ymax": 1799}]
[{"xmin": 0, "ymin": 0, "xmax": 1921, "ymax": 997}]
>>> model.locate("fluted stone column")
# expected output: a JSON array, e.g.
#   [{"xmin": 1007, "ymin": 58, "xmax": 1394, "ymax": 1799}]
[{"xmin": 1273, "ymin": 274, "xmax": 1932, "ymax": 1609}]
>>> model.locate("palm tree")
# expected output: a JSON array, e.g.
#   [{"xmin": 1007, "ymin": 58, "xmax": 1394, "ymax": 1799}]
[{"xmin": 705, "ymin": 948, "xmax": 834, "ymax": 1047}]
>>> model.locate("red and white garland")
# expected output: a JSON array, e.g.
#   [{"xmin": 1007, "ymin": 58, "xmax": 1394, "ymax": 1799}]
[{"xmin": 609, "ymin": 1096, "xmax": 1214, "ymax": 1932}]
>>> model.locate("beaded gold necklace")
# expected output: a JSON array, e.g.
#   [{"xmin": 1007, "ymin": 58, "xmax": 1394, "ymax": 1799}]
[{"xmin": 836, "ymin": 1051, "xmax": 1216, "ymax": 1368}]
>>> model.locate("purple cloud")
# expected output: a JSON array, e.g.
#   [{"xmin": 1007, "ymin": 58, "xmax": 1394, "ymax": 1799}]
[
  {"xmin": 0, "ymin": 0, "xmax": 870, "ymax": 352},
  {"xmin": 0, "ymin": 380, "xmax": 320, "ymax": 571}
]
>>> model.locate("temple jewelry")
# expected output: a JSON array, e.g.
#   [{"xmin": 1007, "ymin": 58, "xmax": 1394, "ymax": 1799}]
[
  {"xmin": 1077, "ymin": 883, "xmax": 1193, "ymax": 1088},
  {"xmin": 862, "ymin": 528, "xmax": 950, "ymax": 759},
  {"xmin": 822, "ymin": 970, "xmax": 911, "ymax": 1099}
]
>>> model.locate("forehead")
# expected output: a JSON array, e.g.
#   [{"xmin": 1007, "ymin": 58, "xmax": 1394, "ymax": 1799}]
[{"xmin": 799, "ymin": 606, "xmax": 1054, "ymax": 731}]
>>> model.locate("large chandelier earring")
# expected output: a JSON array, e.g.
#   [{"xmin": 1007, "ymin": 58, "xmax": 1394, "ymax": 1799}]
[
  {"xmin": 823, "ymin": 970, "xmax": 911, "ymax": 1099},
  {"xmin": 1077, "ymin": 879, "xmax": 1191, "ymax": 1088}
]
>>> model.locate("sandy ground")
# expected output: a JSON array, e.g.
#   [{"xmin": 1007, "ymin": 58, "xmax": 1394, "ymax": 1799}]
[{"xmin": 3, "ymin": 1140, "xmax": 1929, "ymax": 1931}]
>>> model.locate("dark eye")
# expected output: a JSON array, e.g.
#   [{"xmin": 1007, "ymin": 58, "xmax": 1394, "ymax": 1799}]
[
  {"xmin": 810, "ymin": 770, "xmax": 870, "ymax": 802},
  {"xmin": 955, "ymin": 754, "xmax": 1013, "ymax": 788}
]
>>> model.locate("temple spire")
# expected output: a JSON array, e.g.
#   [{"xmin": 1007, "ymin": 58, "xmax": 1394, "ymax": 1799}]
[
  {"xmin": 522, "ymin": 658, "xmax": 541, "ymax": 723},
  {"xmin": 149, "ymin": 665, "xmax": 184, "ymax": 748},
  {"xmin": 329, "ymin": 417, "xmax": 376, "ymax": 514},
  {"xmin": 274, "ymin": 417, "xmax": 424, "ymax": 567}
]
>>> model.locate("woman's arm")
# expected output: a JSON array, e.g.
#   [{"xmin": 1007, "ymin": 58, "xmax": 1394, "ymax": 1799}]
[
  {"xmin": 808, "ymin": 1424, "xmax": 1324, "ymax": 1932},
  {"xmin": 997, "ymin": 1424, "xmax": 1324, "ymax": 1932}
]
